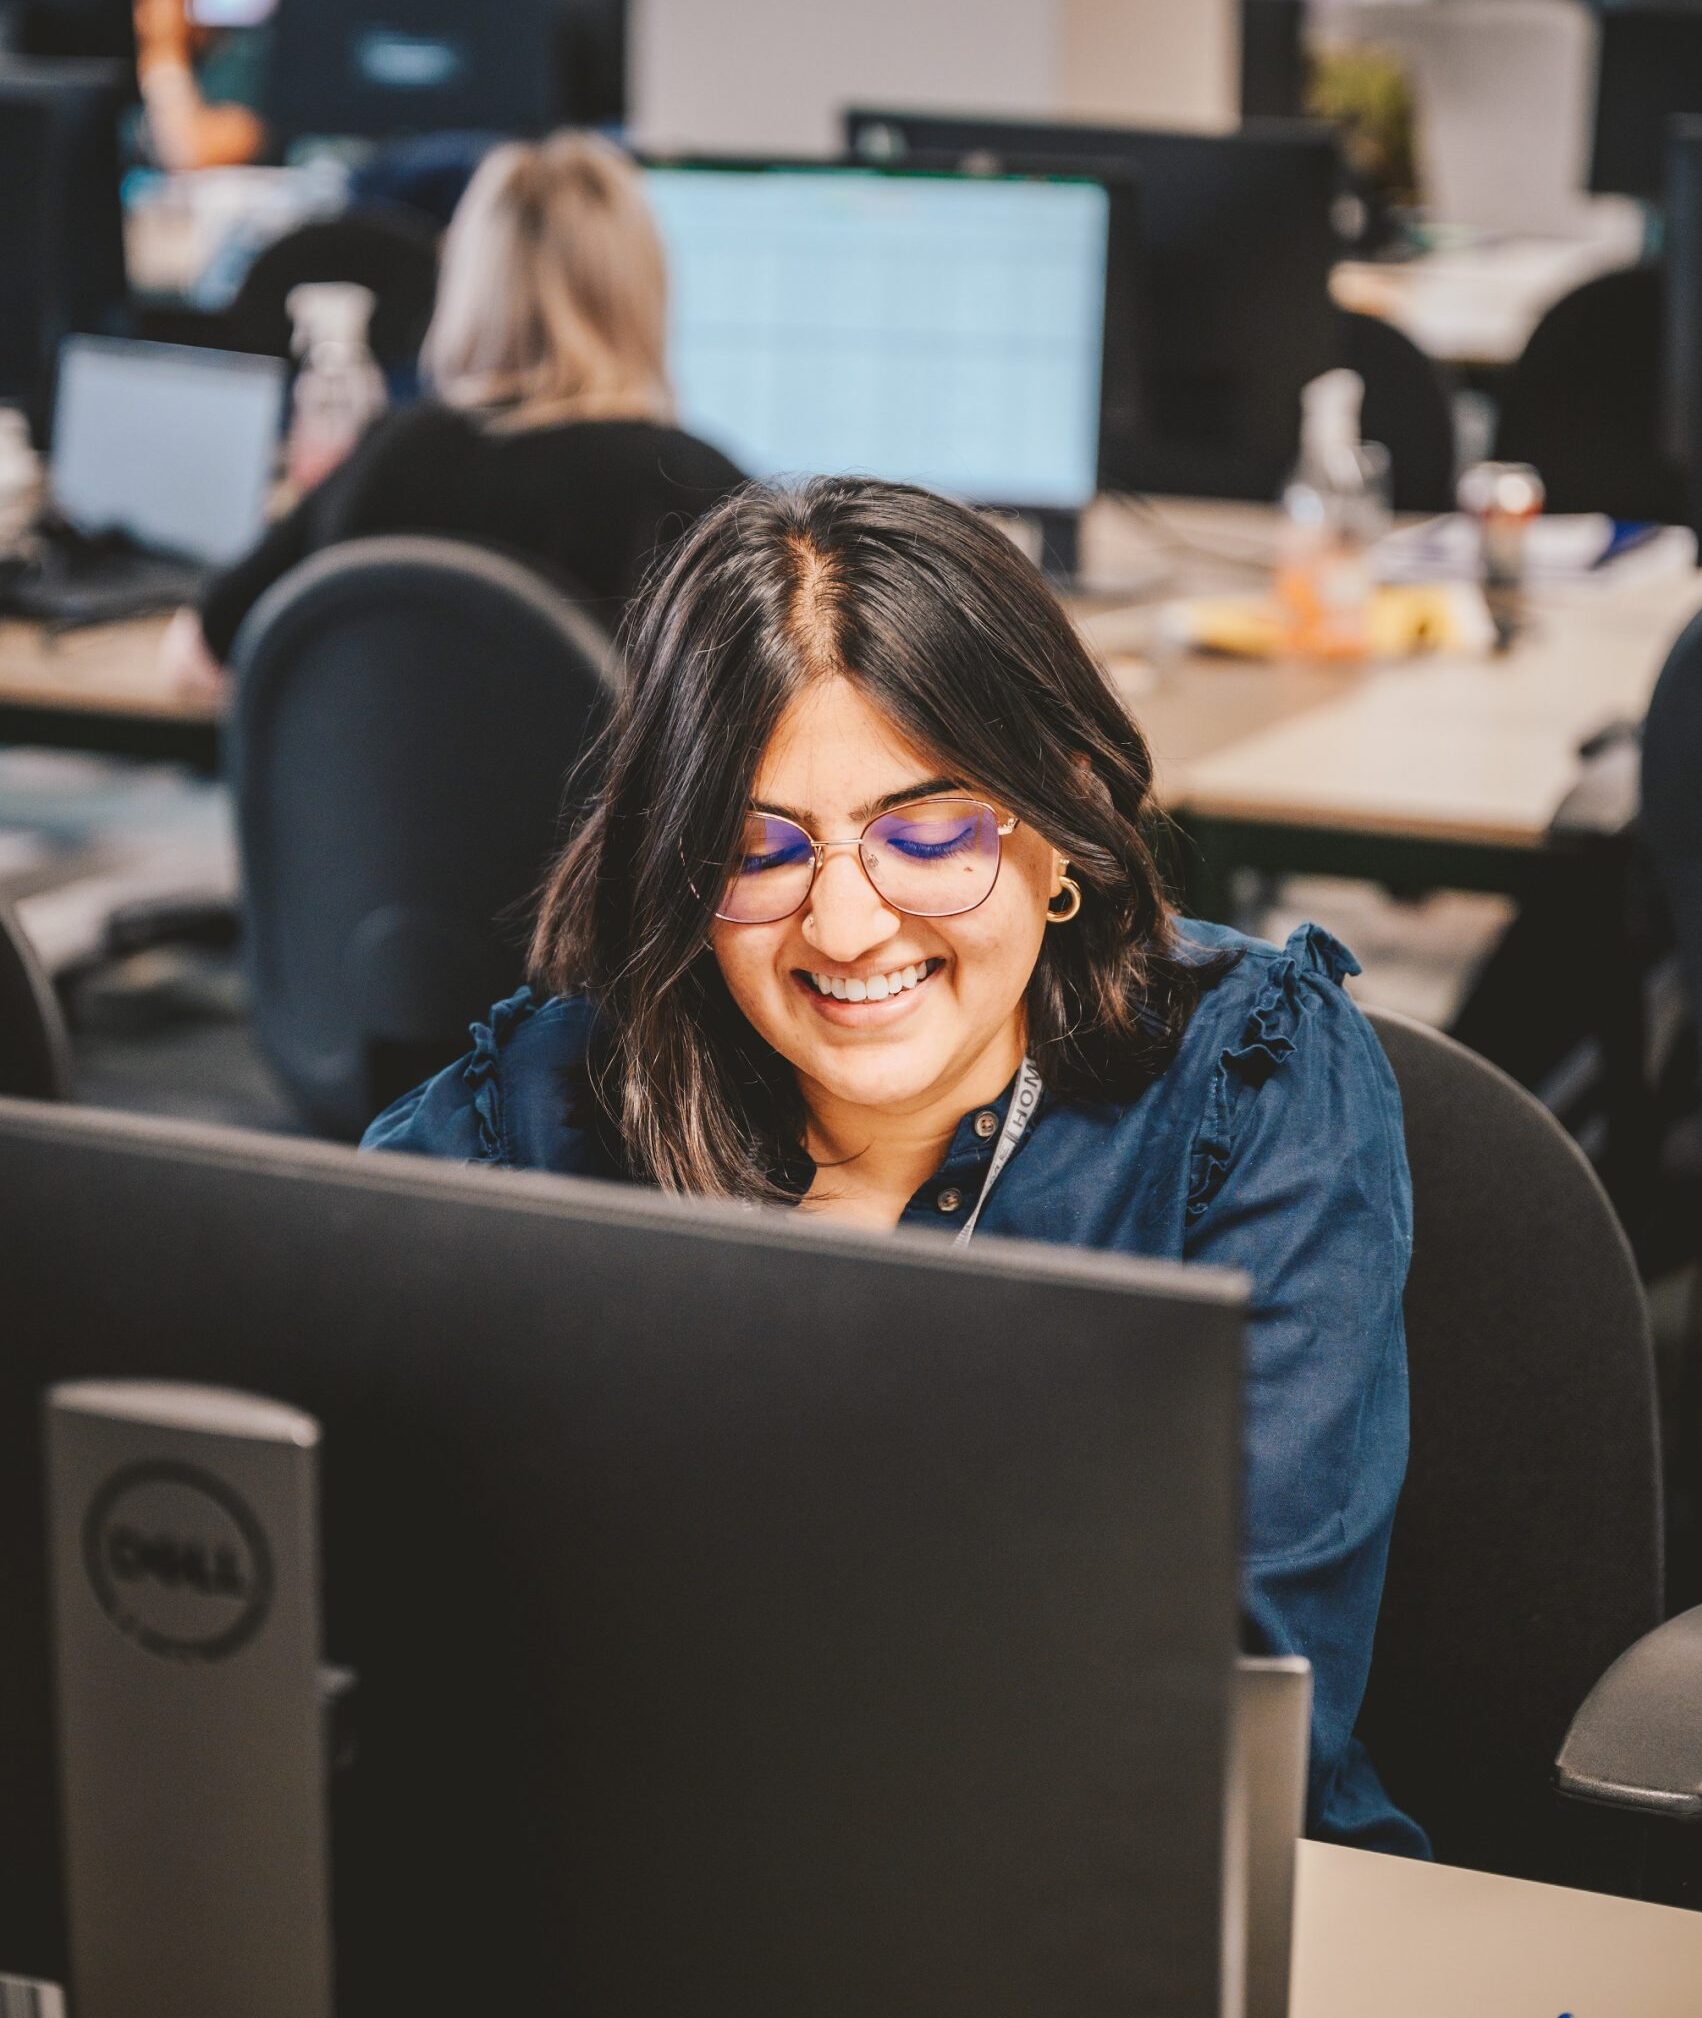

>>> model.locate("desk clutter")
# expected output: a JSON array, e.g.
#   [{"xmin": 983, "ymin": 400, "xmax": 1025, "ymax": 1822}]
[{"xmin": 5, "ymin": 9, "xmax": 1702, "ymax": 2012}]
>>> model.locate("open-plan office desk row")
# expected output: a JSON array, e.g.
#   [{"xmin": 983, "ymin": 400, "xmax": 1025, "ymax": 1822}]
[{"xmin": 1, "ymin": 495, "xmax": 1697, "ymax": 1209}]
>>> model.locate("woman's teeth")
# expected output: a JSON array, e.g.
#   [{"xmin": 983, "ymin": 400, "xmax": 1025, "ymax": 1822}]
[{"xmin": 807, "ymin": 960, "xmax": 937, "ymax": 1002}]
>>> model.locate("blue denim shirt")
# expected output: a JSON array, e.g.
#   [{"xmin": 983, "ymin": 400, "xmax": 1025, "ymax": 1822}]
[{"xmin": 365, "ymin": 919, "xmax": 1427, "ymax": 1857}]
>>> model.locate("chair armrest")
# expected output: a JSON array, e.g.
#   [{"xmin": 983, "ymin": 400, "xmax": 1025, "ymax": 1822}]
[{"xmin": 1555, "ymin": 1605, "xmax": 1702, "ymax": 1820}]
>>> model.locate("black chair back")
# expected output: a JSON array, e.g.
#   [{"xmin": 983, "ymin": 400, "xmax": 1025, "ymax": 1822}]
[
  {"xmin": 1357, "ymin": 1007, "xmax": 1662, "ymax": 1887},
  {"xmin": 1494, "ymin": 264, "xmax": 1688, "ymax": 523},
  {"xmin": 1643, "ymin": 608, "xmax": 1702, "ymax": 1037},
  {"xmin": 224, "ymin": 207, "xmax": 440, "ymax": 372},
  {"xmin": 1339, "ymin": 308, "xmax": 1457, "ymax": 515},
  {"xmin": 0, "ymin": 898, "xmax": 70, "ymax": 1100},
  {"xmin": 228, "ymin": 535, "xmax": 617, "ymax": 1140}
]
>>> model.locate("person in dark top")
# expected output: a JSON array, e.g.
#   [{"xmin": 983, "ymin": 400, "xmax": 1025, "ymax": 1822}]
[
  {"xmin": 165, "ymin": 130, "xmax": 744, "ymax": 687},
  {"xmin": 365, "ymin": 474, "xmax": 1428, "ymax": 1860}
]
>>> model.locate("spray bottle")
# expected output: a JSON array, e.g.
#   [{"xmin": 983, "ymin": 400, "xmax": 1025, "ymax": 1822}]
[
  {"xmin": 1275, "ymin": 368, "xmax": 1391, "ymax": 663},
  {"xmin": 285, "ymin": 282, "xmax": 385, "ymax": 494}
]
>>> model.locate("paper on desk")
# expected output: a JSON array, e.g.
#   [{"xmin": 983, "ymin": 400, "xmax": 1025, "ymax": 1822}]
[{"xmin": 1375, "ymin": 514, "xmax": 1698, "ymax": 586}]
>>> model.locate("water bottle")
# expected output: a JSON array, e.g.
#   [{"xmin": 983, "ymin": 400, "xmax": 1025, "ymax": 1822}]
[
  {"xmin": 1275, "ymin": 369, "xmax": 1392, "ymax": 663},
  {"xmin": 284, "ymin": 282, "xmax": 385, "ymax": 494},
  {"xmin": 0, "ymin": 405, "xmax": 41, "ymax": 550}
]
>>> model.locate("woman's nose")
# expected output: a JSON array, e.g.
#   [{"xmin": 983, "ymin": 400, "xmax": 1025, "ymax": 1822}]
[{"xmin": 799, "ymin": 848, "xmax": 901, "ymax": 962}]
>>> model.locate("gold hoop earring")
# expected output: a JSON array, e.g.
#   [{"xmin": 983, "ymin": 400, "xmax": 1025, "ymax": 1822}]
[{"xmin": 1047, "ymin": 875, "xmax": 1082, "ymax": 923}]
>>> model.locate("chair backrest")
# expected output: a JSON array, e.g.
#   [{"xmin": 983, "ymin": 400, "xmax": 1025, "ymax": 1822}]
[
  {"xmin": 1338, "ymin": 308, "xmax": 1457, "ymax": 515},
  {"xmin": 1494, "ymin": 264, "xmax": 1689, "ymax": 523},
  {"xmin": 0, "ymin": 898, "xmax": 71, "ymax": 1100},
  {"xmin": 224, "ymin": 207, "xmax": 441, "ymax": 371},
  {"xmin": 1642, "ymin": 608, "xmax": 1702, "ymax": 1037},
  {"xmin": 228, "ymin": 535, "xmax": 617, "ymax": 1140},
  {"xmin": 1356, "ymin": 1007, "xmax": 1662, "ymax": 1887}
]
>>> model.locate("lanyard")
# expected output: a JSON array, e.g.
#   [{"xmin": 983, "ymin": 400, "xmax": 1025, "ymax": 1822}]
[{"xmin": 955, "ymin": 1056, "xmax": 1043, "ymax": 1246}]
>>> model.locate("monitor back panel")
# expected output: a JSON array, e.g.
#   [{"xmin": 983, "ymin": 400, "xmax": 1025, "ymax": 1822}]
[
  {"xmin": 0, "ymin": 1102, "xmax": 1244, "ymax": 2018},
  {"xmin": 263, "ymin": 0, "xmax": 560, "ymax": 142},
  {"xmin": 0, "ymin": 61, "xmax": 129, "ymax": 421},
  {"xmin": 1592, "ymin": 8, "xmax": 1702, "ymax": 202}
]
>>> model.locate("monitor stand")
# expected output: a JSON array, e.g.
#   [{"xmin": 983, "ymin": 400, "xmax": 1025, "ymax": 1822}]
[{"xmin": 1033, "ymin": 507, "xmax": 1081, "ymax": 587}]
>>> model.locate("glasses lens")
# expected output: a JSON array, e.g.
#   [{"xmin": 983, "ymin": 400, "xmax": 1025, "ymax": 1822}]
[
  {"xmin": 863, "ymin": 799, "xmax": 1002, "ymax": 917},
  {"xmin": 717, "ymin": 812, "xmax": 817, "ymax": 922}
]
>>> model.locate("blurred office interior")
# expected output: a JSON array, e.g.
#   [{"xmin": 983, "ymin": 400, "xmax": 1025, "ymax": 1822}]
[{"xmin": 6, "ymin": 3, "xmax": 1702, "ymax": 2011}]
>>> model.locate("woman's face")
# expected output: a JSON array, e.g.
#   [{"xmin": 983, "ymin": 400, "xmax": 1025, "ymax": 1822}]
[{"xmin": 709, "ymin": 676, "xmax": 1063, "ymax": 1122}]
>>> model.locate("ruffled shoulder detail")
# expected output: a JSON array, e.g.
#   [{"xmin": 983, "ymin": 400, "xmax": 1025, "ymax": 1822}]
[
  {"xmin": 461, "ymin": 986, "xmax": 544, "ymax": 1163},
  {"xmin": 1187, "ymin": 924, "xmax": 1362, "ymax": 1221}
]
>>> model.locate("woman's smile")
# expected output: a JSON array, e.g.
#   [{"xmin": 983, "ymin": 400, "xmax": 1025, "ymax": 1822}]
[{"xmin": 793, "ymin": 956, "xmax": 947, "ymax": 1020}]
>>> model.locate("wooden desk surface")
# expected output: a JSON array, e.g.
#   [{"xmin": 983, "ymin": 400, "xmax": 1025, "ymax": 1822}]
[
  {"xmin": 1330, "ymin": 217, "xmax": 1642, "ymax": 369},
  {"xmin": 0, "ymin": 614, "xmax": 210, "ymax": 726},
  {"xmin": 1293, "ymin": 1838, "xmax": 1702, "ymax": 2018},
  {"xmin": 1075, "ymin": 499, "xmax": 1702, "ymax": 851}
]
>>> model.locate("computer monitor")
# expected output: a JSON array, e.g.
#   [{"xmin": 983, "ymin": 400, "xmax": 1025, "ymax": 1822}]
[
  {"xmin": 1241, "ymin": 0, "xmax": 1309, "ymax": 122},
  {"xmin": 642, "ymin": 160, "xmax": 1133, "ymax": 529},
  {"xmin": 1591, "ymin": 5, "xmax": 1702, "ymax": 201},
  {"xmin": 0, "ymin": 58, "xmax": 128, "ymax": 427},
  {"xmin": 0, "ymin": 1097, "xmax": 1244, "ymax": 2015},
  {"xmin": 47, "ymin": 335, "xmax": 285, "ymax": 564},
  {"xmin": 845, "ymin": 109, "xmax": 1343, "ymax": 503},
  {"xmin": 264, "ymin": 0, "xmax": 561, "ymax": 144},
  {"xmin": 3, "ymin": 0, "xmax": 135, "ymax": 64}
]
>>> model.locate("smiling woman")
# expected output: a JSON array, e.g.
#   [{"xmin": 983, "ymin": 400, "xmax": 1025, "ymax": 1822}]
[{"xmin": 364, "ymin": 475, "xmax": 1429, "ymax": 1859}]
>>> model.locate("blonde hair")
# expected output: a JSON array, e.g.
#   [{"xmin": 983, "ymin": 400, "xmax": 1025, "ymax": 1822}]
[{"xmin": 421, "ymin": 132, "xmax": 673, "ymax": 428}]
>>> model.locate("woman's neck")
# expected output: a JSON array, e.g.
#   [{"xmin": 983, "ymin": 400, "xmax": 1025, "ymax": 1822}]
[{"xmin": 799, "ymin": 1022, "xmax": 1026, "ymax": 1223}]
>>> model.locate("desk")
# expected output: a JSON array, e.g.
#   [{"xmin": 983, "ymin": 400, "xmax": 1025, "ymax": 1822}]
[
  {"xmin": 1331, "ymin": 217, "xmax": 1643, "ymax": 369},
  {"xmin": 1075, "ymin": 498, "xmax": 1702, "ymax": 1213},
  {"xmin": 1293, "ymin": 1839, "xmax": 1702, "ymax": 2017},
  {"xmin": 0, "ymin": 615, "xmax": 219, "ymax": 771}
]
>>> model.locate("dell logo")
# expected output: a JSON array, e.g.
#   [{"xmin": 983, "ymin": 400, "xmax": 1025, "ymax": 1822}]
[{"xmin": 82, "ymin": 1462, "xmax": 272, "ymax": 1661}]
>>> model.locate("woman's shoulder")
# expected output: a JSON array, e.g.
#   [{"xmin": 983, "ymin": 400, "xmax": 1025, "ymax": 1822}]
[
  {"xmin": 1160, "ymin": 917, "xmax": 1408, "ymax": 1227},
  {"xmin": 361, "ymin": 987, "xmax": 609, "ymax": 1173}
]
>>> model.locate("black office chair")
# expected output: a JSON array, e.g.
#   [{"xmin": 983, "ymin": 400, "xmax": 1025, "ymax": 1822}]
[
  {"xmin": 0, "ymin": 898, "xmax": 71, "ymax": 1100},
  {"xmin": 1339, "ymin": 308, "xmax": 1457, "ymax": 515},
  {"xmin": 1640, "ymin": 610, "xmax": 1702, "ymax": 1604},
  {"xmin": 1494, "ymin": 264, "xmax": 1689, "ymax": 523},
  {"xmin": 228, "ymin": 536, "xmax": 618, "ymax": 1141},
  {"xmin": 1355, "ymin": 1008, "xmax": 1666, "ymax": 1890},
  {"xmin": 223, "ymin": 206, "xmax": 441, "ymax": 375}
]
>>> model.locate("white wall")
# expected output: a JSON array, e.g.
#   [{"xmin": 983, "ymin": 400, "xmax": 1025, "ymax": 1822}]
[
  {"xmin": 1057, "ymin": 0, "xmax": 1239, "ymax": 131},
  {"xmin": 630, "ymin": 0, "xmax": 1058, "ymax": 156},
  {"xmin": 630, "ymin": 0, "xmax": 1237, "ymax": 156}
]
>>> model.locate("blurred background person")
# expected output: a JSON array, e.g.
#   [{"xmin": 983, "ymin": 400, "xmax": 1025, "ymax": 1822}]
[
  {"xmin": 132, "ymin": 0, "xmax": 270, "ymax": 170},
  {"xmin": 162, "ymin": 130, "xmax": 745, "ymax": 691}
]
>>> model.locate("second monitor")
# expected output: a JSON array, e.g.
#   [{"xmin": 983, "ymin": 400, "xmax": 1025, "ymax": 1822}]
[{"xmin": 642, "ymin": 159, "xmax": 1137, "ymax": 531}]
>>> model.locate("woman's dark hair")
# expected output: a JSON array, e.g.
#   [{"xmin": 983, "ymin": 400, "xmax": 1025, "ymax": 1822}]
[{"xmin": 532, "ymin": 475, "xmax": 1224, "ymax": 1198}]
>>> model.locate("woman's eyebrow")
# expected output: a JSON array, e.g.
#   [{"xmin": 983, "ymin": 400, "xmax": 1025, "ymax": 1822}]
[
  {"xmin": 747, "ymin": 779, "xmax": 966, "ymax": 828},
  {"xmin": 854, "ymin": 777, "xmax": 965, "ymax": 822}
]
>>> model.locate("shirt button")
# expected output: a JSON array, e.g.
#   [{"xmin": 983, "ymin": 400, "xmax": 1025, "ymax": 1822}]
[
  {"xmin": 973, "ymin": 1110, "xmax": 999, "ymax": 1139},
  {"xmin": 936, "ymin": 1187, "xmax": 963, "ymax": 1214}
]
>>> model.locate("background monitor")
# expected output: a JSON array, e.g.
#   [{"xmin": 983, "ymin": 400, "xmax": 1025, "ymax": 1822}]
[
  {"xmin": 0, "ymin": 57, "xmax": 128, "ymax": 429},
  {"xmin": 0, "ymin": 1097, "xmax": 1244, "ymax": 2015},
  {"xmin": 49, "ymin": 336, "xmax": 285, "ymax": 564},
  {"xmin": 1240, "ymin": 0, "xmax": 1309, "ymax": 121},
  {"xmin": 264, "ymin": 0, "xmax": 562, "ymax": 144},
  {"xmin": 642, "ymin": 160, "xmax": 1127, "ymax": 516},
  {"xmin": 0, "ymin": 0, "xmax": 134, "ymax": 62},
  {"xmin": 845, "ymin": 109, "xmax": 1342, "ymax": 504},
  {"xmin": 1591, "ymin": 4, "xmax": 1702, "ymax": 200}
]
